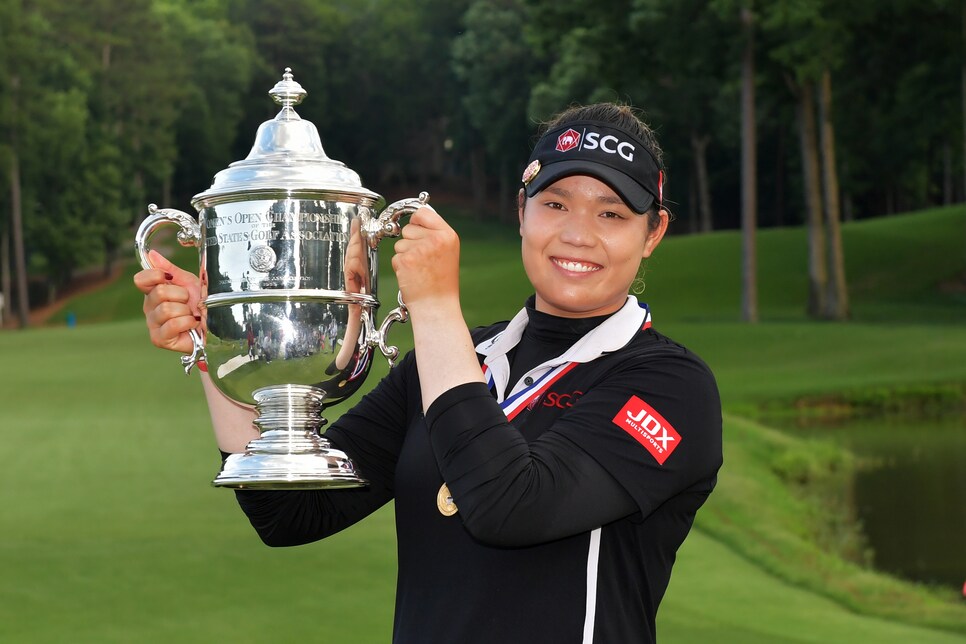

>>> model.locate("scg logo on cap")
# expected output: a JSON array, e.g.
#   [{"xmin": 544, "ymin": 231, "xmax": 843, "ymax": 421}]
[
  {"xmin": 556, "ymin": 129, "xmax": 581, "ymax": 152},
  {"xmin": 555, "ymin": 127, "xmax": 636, "ymax": 162}
]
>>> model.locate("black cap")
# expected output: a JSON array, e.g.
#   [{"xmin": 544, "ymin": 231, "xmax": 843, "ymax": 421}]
[{"xmin": 522, "ymin": 120, "xmax": 662, "ymax": 214}]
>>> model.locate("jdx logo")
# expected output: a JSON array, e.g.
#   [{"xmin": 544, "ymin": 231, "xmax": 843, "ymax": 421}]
[
  {"xmin": 556, "ymin": 128, "xmax": 636, "ymax": 162},
  {"xmin": 612, "ymin": 395, "xmax": 681, "ymax": 465}
]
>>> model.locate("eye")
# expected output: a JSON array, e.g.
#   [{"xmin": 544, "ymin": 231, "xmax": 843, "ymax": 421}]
[
  {"xmin": 600, "ymin": 210, "xmax": 626, "ymax": 220},
  {"xmin": 542, "ymin": 200, "xmax": 566, "ymax": 210}
]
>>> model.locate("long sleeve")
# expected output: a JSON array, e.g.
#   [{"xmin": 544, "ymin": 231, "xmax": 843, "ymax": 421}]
[
  {"xmin": 426, "ymin": 382, "xmax": 637, "ymax": 547},
  {"xmin": 233, "ymin": 352, "xmax": 420, "ymax": 546},
  {"xmin": 425, "ymin": 343, "xmax": 721, "ymax": 548}
]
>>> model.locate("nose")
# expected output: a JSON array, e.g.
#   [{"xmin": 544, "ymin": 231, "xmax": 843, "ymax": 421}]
[{"xmin": 558, "ymin": 212, "xmax": 597, "ymax": 247}]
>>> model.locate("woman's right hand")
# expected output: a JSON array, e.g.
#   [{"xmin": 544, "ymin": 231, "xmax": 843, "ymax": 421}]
[{"xmin": 133, "ymin": 249, "xmax": 203, "ymax": 354}]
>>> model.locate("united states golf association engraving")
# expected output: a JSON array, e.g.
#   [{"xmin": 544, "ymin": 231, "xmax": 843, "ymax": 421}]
[{"xmin": 249, "ymin": 245, "xmax": 277, "ymax": 272}]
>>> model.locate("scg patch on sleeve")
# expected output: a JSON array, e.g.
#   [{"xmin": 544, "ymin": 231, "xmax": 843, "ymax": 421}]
[{"xmin": 612, "ymin": 395, "xmax": 681, "ymax": 464}]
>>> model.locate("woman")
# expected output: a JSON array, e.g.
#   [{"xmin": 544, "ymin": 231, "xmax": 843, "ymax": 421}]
[{"xmin": 135, "ymin": 102, "xmax": 722, "ymax": 643}]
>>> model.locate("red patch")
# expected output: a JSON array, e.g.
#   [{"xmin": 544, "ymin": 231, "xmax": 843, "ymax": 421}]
[
  {"xmin": 556, "ymin": 128, "xmax": 581, "ymax": 152},
  {"xmin": 612, "ymin": 396, "xmax": 681, "ymax": 465}
]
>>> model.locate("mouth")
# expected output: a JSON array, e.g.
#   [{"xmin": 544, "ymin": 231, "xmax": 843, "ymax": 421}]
[{"xmin": 551, "ymin": 257, "xmax": 602, "ymax": 274}]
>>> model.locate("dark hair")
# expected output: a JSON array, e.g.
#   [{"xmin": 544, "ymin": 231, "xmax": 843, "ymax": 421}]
[{"xmin": 540, "ymin": 103, "xmax": 668, "ymax": 226}]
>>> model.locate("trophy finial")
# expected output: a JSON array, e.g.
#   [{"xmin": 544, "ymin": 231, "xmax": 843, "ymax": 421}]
[{"xmin": 269, "ymin": 67, "xmax": 307, "ymax": 114}]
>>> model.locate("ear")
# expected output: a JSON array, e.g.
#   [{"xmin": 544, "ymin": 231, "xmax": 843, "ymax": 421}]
[
  {"xmin": 517, "ymin": 189, "xmax": 527, "ymax": 235},
  {"xmin": 642, "ymin": 209, "xmax": 670, "ymax": 259}
]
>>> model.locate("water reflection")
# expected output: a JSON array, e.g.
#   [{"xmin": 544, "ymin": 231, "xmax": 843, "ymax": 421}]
[{"xmin": 792, "ymin": 416, "xmax": 966, "ymax": 588}]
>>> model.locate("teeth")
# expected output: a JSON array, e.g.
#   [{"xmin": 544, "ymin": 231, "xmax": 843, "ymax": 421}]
[{"xmin": 554, "ymin": 259, "xmax": 600, "ymax": 273}]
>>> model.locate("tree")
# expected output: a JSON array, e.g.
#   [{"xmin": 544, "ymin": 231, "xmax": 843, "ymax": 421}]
[
  {"xmin": 39, "ymin": 0, "xmax": 191, "ymax": 282},
  {"xmin": 630, "ymin": 0, "xmax": 735, "ymax": 233},
  {"xmin": 794, "ymin": 79, "xmax": 827, "ymax": 317},
  {"xmin": 157, "ymin": 0, "xmax": 257, "ymax": 206},
  {"xmin": 817, "ymin": 69, "xmax": 848, "ymax": 319},
  {"xmin": 0, "ymin": 0, "xmax": 67, "ymax": 326},
  {"xmin": 761, "ymin": 0, "xmax": 849, "ymax": 320},
  {"xmin": 21, "ymin": 84, "xmax": 101, "ymax": 296},
  {"xmin": 452, "ymin": 0, "xmax": 535, "ymax": 218},
  {"xmin": 739, "ymin": 3, "xmax": 758, "ymax": 323}
]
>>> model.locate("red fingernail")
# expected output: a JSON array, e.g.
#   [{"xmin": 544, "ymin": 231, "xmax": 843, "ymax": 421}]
[
  {"xmin": 194, "ymin": 315, "xmax": 201, "ymax": 321},
  {"xmin": 164, "ymin": 272, "xmax": 174, "ymax": 280}
]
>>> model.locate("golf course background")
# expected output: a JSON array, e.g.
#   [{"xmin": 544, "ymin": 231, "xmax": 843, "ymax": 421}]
[{"xmin": 2, "ymin": 204, "xmax": 964, "ymax": 642}]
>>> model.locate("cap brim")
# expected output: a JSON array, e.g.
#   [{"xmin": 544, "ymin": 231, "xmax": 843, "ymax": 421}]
[{"xmin": 524, "ymin": 160, "xmax": 656, "ymax": 214}]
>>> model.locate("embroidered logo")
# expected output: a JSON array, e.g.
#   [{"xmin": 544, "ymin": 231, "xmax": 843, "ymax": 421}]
[
  {"xmin": 556, "ymin": 128, "xmax": 581, "ymax": 152},
  {"xmin": 612, "ymin": 396, "xmax": 680, "ymax": 465},
  {"xmin": 542, "ymin": 390, "xmax": 583, "ymax": 409},
  {"xmin": 581, "ymin": 131, "xmax": 636, "ymax": 161}
]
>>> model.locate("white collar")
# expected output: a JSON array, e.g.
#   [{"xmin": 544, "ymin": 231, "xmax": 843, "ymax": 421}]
[{"xmin": 476, "ymin": 296, "xmax": 651, "ymax": 402}]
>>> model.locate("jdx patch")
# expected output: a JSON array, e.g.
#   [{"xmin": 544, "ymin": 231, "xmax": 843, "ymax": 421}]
[{"xmin": 612, "ymin": 396, "xmax": 681, "ymax": 465}]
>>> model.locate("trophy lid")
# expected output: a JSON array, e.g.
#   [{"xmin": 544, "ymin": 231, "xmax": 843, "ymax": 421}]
[{"xmin": 192, "ymin": 68, "xmax": 381, "ymax": 208}]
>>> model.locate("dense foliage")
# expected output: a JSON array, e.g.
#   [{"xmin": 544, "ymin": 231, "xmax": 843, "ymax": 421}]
[{"xmin": 1, "ymin": 0, "xmax": 963, "ymax": 319}]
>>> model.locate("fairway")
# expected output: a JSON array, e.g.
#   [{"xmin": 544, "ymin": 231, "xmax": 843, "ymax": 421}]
[
  {"xmin": 2, "ymin": 206, "xmax": 965, "ymax": 641},
  {"xmin": 663, "ymin": 532, "xmax": 966, "ymax": 644}
]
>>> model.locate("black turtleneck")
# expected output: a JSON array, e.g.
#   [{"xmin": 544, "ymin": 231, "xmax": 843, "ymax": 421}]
[
  {"xmin": 507, "ymin": 297, "xmax": 612, "ymax": 388},
  {"xmin": 233, "ymin": 297, "xmax": 722, "ymax": 644}
]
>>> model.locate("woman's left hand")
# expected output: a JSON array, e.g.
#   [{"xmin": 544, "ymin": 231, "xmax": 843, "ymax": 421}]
[
  {"xmin": 393, "ymin": 206, "xmax": 482, "ymax": 408},
  {"xmin": 392, "ymin": 205, "xmax": 460, "ymax": 317}
]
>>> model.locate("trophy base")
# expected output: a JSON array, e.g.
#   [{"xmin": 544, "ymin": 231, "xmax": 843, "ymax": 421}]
[
  {"xmin": 212, "ymin": 384, "xmax": 368, "ymax": 490},
  {"xmin": 214, "ymin": 448, "xmax": 367, "ymax": 489}
]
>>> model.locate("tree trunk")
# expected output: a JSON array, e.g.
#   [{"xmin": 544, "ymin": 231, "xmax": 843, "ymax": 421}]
[
  {"xmin": 961, "ymin": 0, "xmax": 966, "ymax": 200},
  {"xmin": 104, "ymin": 235, "xmax": 118, "ymax": 278},
  {"xmin": 943, "ymin": 141, "xmax": 953, "ymax": 206},
  {"xmin": 9, "ymin": 147, "xmax": 30, "ymax": 328},
  {"xmin": 1, "ymin": 223, "xmax": 10, "ymax": 328},
  {"xmin": 690, "ymin": 130, "xmax": 713, "ymax": 233},
  {"xmin": 162, "ymin": 173, "xmax": 172, "ymax": 209},
  {"xmin": 818, "ymin": 69, "xmax": 849, "ymax": 320},
  {"xmin": 740, "ymin": 5, "xmax": 758, "ymax": 323},
  {"xmin": 797, "ymin": 81, "xmax": 827, "ymax": 318},
  {"xmin": 498, "ymin": 158, "xmax": 512, "ymax": 223},
  {"xmin": 773, "ymin": 125, "xmax": 786, "ymax": 227},
  {"xmin": 688, "ymin": 171, "xmax": 698, "ymax": 234},
  {"xmin": 470, "ymin": 146, "xmax": 487, "ymax": 219}
]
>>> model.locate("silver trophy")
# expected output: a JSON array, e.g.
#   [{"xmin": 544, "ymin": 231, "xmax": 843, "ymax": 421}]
[{"xmin": 135, "ymin": 68, "xmax": 427, "ymax": 489}]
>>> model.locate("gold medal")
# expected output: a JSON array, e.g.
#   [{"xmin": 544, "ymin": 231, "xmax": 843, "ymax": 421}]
[{"xmin": 437, "ymin": 483, "xmax": 458, "ymax": 516}]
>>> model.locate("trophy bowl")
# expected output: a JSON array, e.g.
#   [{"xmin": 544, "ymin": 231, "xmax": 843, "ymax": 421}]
[{"xmin": 135, "ymin": 68, "xmax": 426, "ymax": 489}]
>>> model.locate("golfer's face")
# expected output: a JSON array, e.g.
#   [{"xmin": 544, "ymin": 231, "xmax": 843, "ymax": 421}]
[{"xmin": 519, "ymin": 175, "xmax": 662, "ymax": 318}]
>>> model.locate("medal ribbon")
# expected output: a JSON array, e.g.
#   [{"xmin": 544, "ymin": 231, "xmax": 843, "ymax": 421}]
[{"xmin": 483, "ymin": 361, "xmax": 579, "ymax": 421}]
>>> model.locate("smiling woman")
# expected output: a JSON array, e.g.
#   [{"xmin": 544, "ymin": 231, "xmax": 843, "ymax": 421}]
[
  {"xmin": 134, "ymin": 101, "xmax": 722, "ymax": 644},
  {"xmin": 519, "ymin": 175, "xmax": 667, "ymax": 318}
]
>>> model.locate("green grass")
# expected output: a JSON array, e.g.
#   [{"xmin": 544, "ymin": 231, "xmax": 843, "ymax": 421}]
[
  {"xmin": 664, "ymin": 530, "xmax": 966, "ymax": 644},
  {"xmin": 5, "ymin": 205, "xmax": 966, "ymax": 641},
  {"xmin": 643, "ymin": 204, "xmax": 966, "ymax": 324},
  {"xmin": 4, "ymin": 322, "xmax": 965, "ymax": 643}
]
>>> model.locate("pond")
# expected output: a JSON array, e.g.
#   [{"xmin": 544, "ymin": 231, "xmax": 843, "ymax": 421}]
[{"xmin": 790, "ymin": 415, "xmax": 966, "ymax": 590}]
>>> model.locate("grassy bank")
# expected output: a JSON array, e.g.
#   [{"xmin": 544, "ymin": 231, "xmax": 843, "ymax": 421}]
[{"xmin": 4, "ymin": 205, "xmax": 965, "ymax": 641}]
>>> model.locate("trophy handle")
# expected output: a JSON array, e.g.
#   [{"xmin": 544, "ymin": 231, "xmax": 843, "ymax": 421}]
[
  {"xmin": 362, "ymin": 191, "xmax": 429, "ymax": 367},
  {"xmin": 363, "ymin": 191, "xmax": 430, "ymax": 249},
  {"xmin": 135, "ymin": 203, "xmax": 207, "ymax": 375},
  {"xmin": 371, "ymin": 292, "xmax": 409, "ymax": 367}
]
